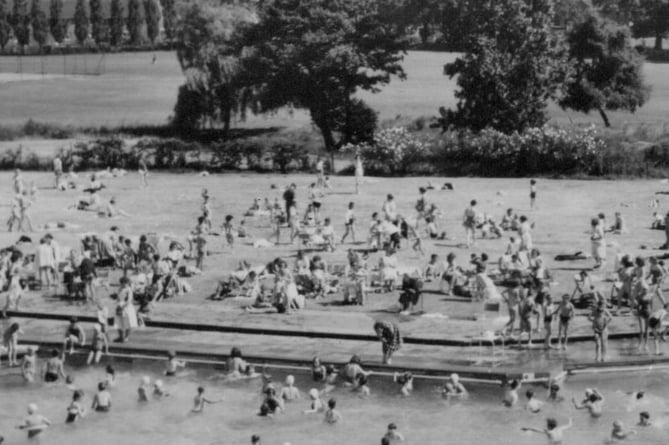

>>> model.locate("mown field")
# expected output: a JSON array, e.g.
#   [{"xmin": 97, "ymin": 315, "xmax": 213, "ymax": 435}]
[{"xmin": 2, "ymin": 50, "xmax": 669, "ymax": 132}]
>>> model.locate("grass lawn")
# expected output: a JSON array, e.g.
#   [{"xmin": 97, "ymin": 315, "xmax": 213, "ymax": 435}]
[
  {"xmin": 2, "ymin": 51, "xmax": 669, "ymax": 133},
  {"xmin": 0, "ymin": 171, "xmax": 662, "ymax": 342}
]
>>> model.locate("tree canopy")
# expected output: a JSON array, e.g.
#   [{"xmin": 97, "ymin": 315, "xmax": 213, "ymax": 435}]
[
  {"xmin": 49, "ymin": 0, "xmax": 66, "ymax": 45},
  {"xmin": 12, "ymin": 0, "xmax": 30, "ymax": 51},
  {"xmin": 240, "ymin": 0, "xmax": 407, "ymax": 155},
  {"xmin": 174, "ymin": 0, "xmax": 256, "ymax": 134},
  {"xmin": 561, "ymin": 11, "xmax": 650, "ymax": 126},
  {"xmin": 30, "ymin": 0, "xmax": 49, "ymax": 49},
  {"xmin": 443, "ymin": 0, "xmax": 571, "ymax": 133},
  {"xmin": 73, "ymin": 0, "xmax": 89, "ymax": 45},
  {"xmin": 144, "ymin": 0, "xmax": 161, "ymax": 44},
  {"xmin": 109, "ymin": 0, "xmax": 124, "ymax": 47},
  {"xmin": 0, "ymin": 0, "xmax": 10, "ymax": 51}
]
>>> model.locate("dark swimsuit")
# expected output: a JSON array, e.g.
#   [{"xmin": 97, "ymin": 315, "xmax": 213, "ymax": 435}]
[
  {"xmin": 95, "ymin": 405, "xmax": 110, "ymax": 412},
  {"xmin": 65, "ymin": 412, "xmax": 78, "ymax": 423},
  {"xmin": 44, "ymin": 372, "xmax": 59, "ymax": 382}
]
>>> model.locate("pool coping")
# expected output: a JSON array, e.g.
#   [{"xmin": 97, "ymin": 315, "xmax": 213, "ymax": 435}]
[{"xmin": 5, "ymin": 310, "xmax": 645, "ymax": 347}]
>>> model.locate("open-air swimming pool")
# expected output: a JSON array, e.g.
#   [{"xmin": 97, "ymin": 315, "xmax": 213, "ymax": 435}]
[{"xmin": 0, "ymin": 358, "xmax": 668, "ymax": 445}]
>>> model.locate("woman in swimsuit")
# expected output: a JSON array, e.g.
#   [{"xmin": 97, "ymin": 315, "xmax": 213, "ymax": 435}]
[
  {"xmin": 542, "ymin": 293, "xmax": 555, "ymax": 349},
  {"xmin": 649, "ymin": 305, "xmax": 669, "ymax": 355},
  {"xmin": 43, "ymin": 349, "xmax": 66, "ymax": 383}
]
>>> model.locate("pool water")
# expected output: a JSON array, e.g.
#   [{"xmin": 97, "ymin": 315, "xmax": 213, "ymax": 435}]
[{"xmin": 0, "ymin": 359, "xmax": 668, "ymax": 445}]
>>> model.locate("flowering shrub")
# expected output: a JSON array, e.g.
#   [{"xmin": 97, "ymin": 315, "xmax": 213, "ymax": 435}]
[
  {"xmin": 434, "ymin": 124, "xmax": 607, "ymax": 176},
  {"xmin": 345, "ymin": 127, "xmax": 430, "ymax": 175}
]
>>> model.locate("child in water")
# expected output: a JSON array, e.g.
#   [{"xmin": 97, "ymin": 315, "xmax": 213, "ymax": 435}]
[
  {"xmin": 17, "ymin": 404, "xmax": 51, "ymax": 438},
  {"xmin": 573, "ymin": 388, "xmax": 604, "ymax": 418},
  {"xmin": 279, "ymin": 375, "xmax": 301, "ymax": 401},
  {"xmin": 192, "ymin": 386, "xmax": 222, "ymax": 412},
  {"xmin": 521, "ymin": 417, "xmax": 572, "ymax": 445},
  {"xmin": 525, "ymin": 389, "xmax": 544, "ymax": 413},
  {"xmin": 393, "ymin": 371, "xmax": 413, "ymax": 396},
  {"xmin": 165, "ymin": 350, "xmax": 186, "ymax": 376},
  {"xmin": 303, "ymin": 388, "xmax": 324, "ymax": 414},
  {"xmin": 610, "ymin": 420, "xmax": 636, "ymax": 441},
  {"xmin": 442, "ymin": 373, "xmax": 467, "ymax": 399},
  {"xmin": 66, "ymin": 391, "xmax": 86, "ymax": 423},
  {"xmin": 138, "ymin": 376, "xmax": 151, "ymax": 402},
  {"xmin": 324, "ymin": 398, "xmax": 342, "ymax": 424},
  {"xmin": 503, "ymin": 379, "xmax": 521, "ymax": 407}
]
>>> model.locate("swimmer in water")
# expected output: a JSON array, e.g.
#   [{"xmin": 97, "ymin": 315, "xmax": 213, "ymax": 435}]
[
  {"xmin": 525, "ymin": 389, "xmax": 544, "ymax": 413},
  {"xmin": 312, "ymin": 357, "xmax": 326, "ymax": 382},
  {"xmin": 638, "ymin": 411, "xmax": 651, "ymax": 427},
  {"xmin": 192, "ymin": 386, "xmax": 222, "ymax": 413},
  {"xmin": 153, "ymin": 380, "xmax": 169, "ymax": 398},
  {"xmin": 442, "ymin": 373, "xmax": 467, "ymax": 399},
  {"xmin": 393, "ymin": 371, "xmax": 414, "ymax": 396},
  {"xmin": 279, "ymin": 375, "xmax": 301, "ymax": 401},
  {"xmin": 65, "ymin": 391, "xmax": 86, "ymax": 423},
  {"xmin": 521, "ymin": 417, "xmax": 573, "ymax": 445},
  {"xmin": 17, "ymin": 403, "xmax": 51, "ymax": 438},
  {"xmin": 547, "ymin": 381, "xmax": 564, "ymax": 403},
  {"xmin": 352, "ymin": 372, "xmax": 370, "ymax": 397},
  {"xmin": 610, "ymin": 420, "xmax": 636, "ymax": 440},
  {"xmin": 303, "ymin": 388, "xmax": 324, "ymax": 414},
  {"xmin": 573, "ymin": 388, "xmax": 604, "ymax": 418},
  {"xmin": 165, "ymin": 350, "xmax": 186, "ymax": 376},
  {"xmin": 91, "ymin": 382, "xmax": 112, "ymax": 412},
  {"xmin": 138, "ymin": 376, "xmax": 151, "ymax": 402},
  {"xmin": 324, "ymin": 398, "xmax": 342, "ymax": 424},
  {"xmin": 503, "ymin": 379, "xmax": 521, "ymax": 407},
  {"xmin": 43, "ymin": 349, "xmax": 66, "ymax": 383},
  {"xmin": 21, "ymin": 347, "xmax": 36, "ymax": 382}
]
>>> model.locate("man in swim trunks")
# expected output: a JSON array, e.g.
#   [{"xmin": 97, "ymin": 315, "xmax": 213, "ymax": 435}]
[{"xmin": 42, "ymin": 349, "xmax": 66, "ymax": 383}]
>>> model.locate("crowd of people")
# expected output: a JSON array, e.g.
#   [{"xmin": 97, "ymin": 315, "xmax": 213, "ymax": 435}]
[{"xmin": 2, "ymin": 161, "xmax": 669, "ymax": 444}]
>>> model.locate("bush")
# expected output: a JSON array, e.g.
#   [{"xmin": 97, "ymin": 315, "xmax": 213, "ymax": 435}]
[
  {"xmin": 270, "ymin": 141, "xmax": 308, "ymax": 173},
  {"xmin": 133, "ymin": 138, "xmax": 203, "ymax": 169},
  {"xmin": 211, "ymin": 139, "xmax": 266, "ymax": 171},
  {"xmin": 22, "ymin": 119, "xmax": 74, "ymax": 139},
  {"xmin": 0, "ymin": 145, "xmax": 50, "ymax": 170},
  {"xmin": 353, "ymin": 127, "xmax": 430, "ymax": 175}
]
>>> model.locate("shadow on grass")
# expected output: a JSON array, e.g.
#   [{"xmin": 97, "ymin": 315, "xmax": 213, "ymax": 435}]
[{"xmin": 96, "ymin": 125, "xmax": 284, "ymax": 143}]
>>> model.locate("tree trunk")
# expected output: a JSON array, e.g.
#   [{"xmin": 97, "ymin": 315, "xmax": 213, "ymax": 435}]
[
  {"xmin": 314, "ymin": 118, "xmax": 336, "ymax": 173},
  {"xmin": 598, "ymin": 108, "xmax": 611, "ymax": 128},
  {"xmin": 655, "ymin": 34, "xmax": 663, "ymax": 51},
  {"xmin": 222, "ymin": 106, "xmax": 231, "ymax": 139}
]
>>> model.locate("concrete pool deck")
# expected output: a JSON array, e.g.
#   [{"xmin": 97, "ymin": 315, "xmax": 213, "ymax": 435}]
[{"xmin": 7, "ymin": 309, "xmax": 669, "ymax": 386}]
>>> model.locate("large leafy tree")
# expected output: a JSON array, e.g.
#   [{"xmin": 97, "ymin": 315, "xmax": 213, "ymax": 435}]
[
  {"xmin": 633, "ymin": 0, "xmax": 669, "ymax": 50},
  {"xmin": 30, "ymin": 0, "xmax": 48, "ymax": 50},
  {"xmin": 561, "ymin": 12, "xmax": 650, "ymax": 127},
  {"xmin": 89, "ymin": 0, "xmax": 107, "ymax": 46},
  {"xmin": 0, "ymin": 0, "xmax": 11, "ymax": 51},
  {"xmin": 73, "ymin": 0, "xmax": 89, "ymax": 45},
  {"xmin": 109, "ymin": 0, "xmax": 124, "ymax": 47},
  {"xmin": 160, "ymin": 0, "xmax": 176, "ymax": 42},
  {"xmin": 175, "ymin": 1, "xmax": 255, "ymax": 134},
  {"xmin": 12, "ymin": 0, "xmax": 30, "ymax": 52},
  {"xmin": 49, "ymin": 0, "xmax": 66, "ymax": 45},
  {"xmin": 442, "ymin": 0, "xmax": 571, "ymax": 133},
  {"xmin": 143, "ymin": 0, "xmax": 161, "ymax": 44},
  {"xmin": 241, "ymin": 0, "xmax": 407, "ymax": 159},
  {"xmin": 127, "ymin": 0, "xmax": 143, "ymax": 45}
]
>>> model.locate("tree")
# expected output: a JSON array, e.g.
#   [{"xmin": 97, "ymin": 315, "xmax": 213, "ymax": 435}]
[
  {"xmin": 127, "ymin": 0, "xmax": 143, "ymax": 45},
  {"xmin": 143, "ymin": 0, "xmax": 160, "ymax": 44},
  {"xmin": 0, "ymin": 0, "xmax": 11, "ymax": 51},
  {"xmin": 561, "ymin": 12, "xmax": 650, "ymax": 127},
  {"xmin": 633, "ymin": 0, "xmax": 669, "ymax": 50},
  {"xmin": 12, "ymin": 0, "xmax": 30, "ymax": 52},
  {"xmin": 160, "ymin": 0, "xmax": 176, "ymax": 42},
  {"xmin": 49, "ymin": 0, "xmax": 66, "ymax": 45},
  {"xmin": 89, "ymin": 0, "xmax": 107, "ymax": 46},
  {"xmin": 73, "ymin": 0, "xmax": 89, "ymax": 46},
  {"xmin": 442, "ymin": 0, "xmax": 571, "ymax": 133},
  {"xmin": 109, "ymin": 0, "xmax": 124, "ymax": 47},
  {"xmin": 241, "ymin": 0, "xmax": 407, "ymax": 162},
  {"xmin": 30, "ymin": 0, "xmax": 48, "ymax": 50},
  {"xmin": 175, "ymin": 1, "xmax": 255, "ymax": 134}
]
